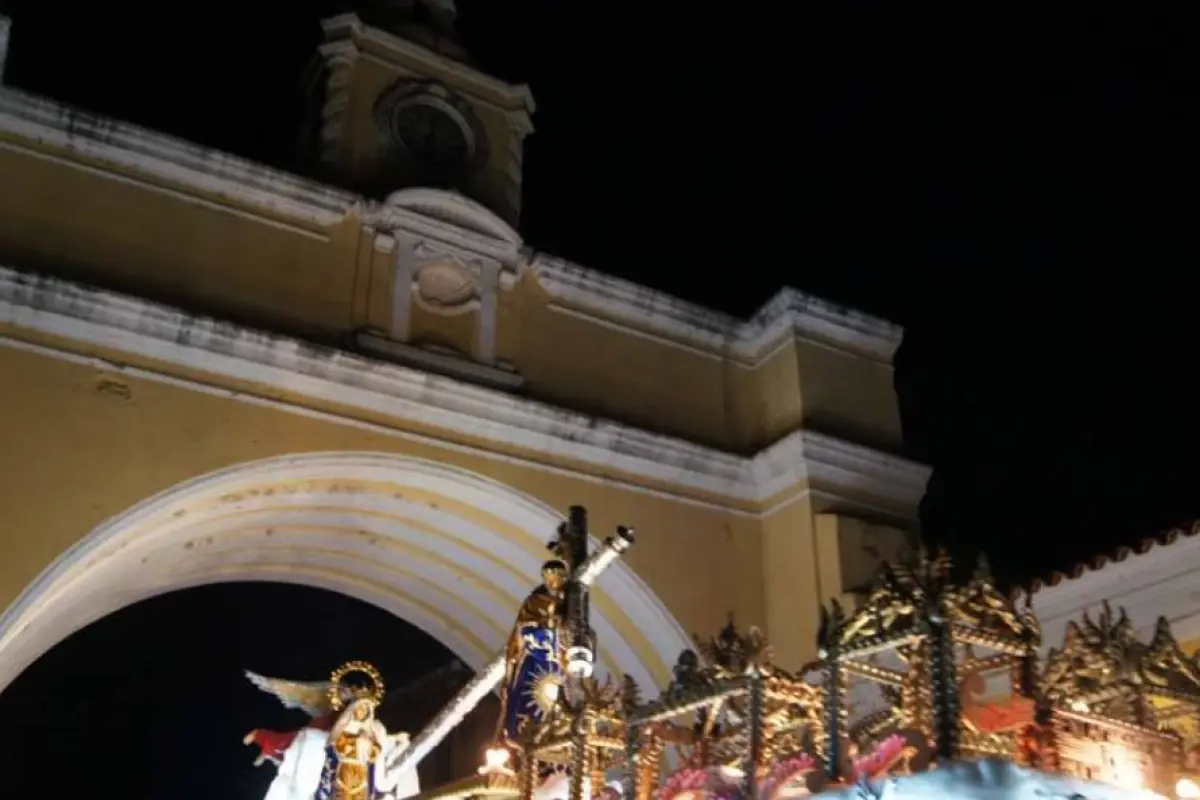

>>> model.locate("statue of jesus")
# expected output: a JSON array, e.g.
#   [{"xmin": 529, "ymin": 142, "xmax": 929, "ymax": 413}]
[{"xmin": 495, "ymin": 558, "xmax": 570, "ymax": 746}]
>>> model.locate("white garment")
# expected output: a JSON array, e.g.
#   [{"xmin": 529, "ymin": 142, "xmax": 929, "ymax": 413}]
[
  {"xmin": 263, "ymin": 728, "xmax": 329, "ymax": 800},
  {"xmin": 531, "ymin": 773, "xmax": 623, "ymax": 800},
  {"xmin": 533, "ymin": 772, "xmax": 574, "ymax": 800},
  {"xmin": 376, "ymin": 735, "xmax": 421, "ymax": 800},
  {"xmin": 262, "ymin": 727, "xmax": 422, "ymax": 800}
]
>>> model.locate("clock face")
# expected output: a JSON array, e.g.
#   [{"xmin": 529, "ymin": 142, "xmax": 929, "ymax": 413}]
[{"xmin": 391, "ymin": 102, "xmax": 471, "ymax": 171}]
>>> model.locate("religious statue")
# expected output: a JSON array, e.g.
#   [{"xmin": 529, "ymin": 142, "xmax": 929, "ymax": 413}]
[
  {"xmin": 244, "ymin": 661, "xmax": 418, "ymax": 800},
  {"xmin": 495, "ymin": 558, "xmax": 570, "ymax": 746},
  {"xmin": 318, "ymin": 684, "xmax": 391, "ymax": 799}
]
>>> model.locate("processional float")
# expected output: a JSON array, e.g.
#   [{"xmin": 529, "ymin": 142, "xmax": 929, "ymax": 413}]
[
  {"xmin": 386, "ymin": 507, "xmax": 633, "ymax": 777},
  {"xmin": 243, "ymin": 507, "xmax": 1200, "ymax": 800}
]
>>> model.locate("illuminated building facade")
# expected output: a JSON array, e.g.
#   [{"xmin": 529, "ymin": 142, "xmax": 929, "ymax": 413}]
[{"xmin": 0, "ymin": 9, "xmax": 928, "ymax": 696}]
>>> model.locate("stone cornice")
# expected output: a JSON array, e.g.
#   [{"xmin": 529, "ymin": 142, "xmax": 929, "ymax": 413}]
[
  {"xmin": 528, "ymin": 254, "xmax": 903, "ymax": 364},
  {"xmin": 0, "ymin": 89, "xmax": 359, "ymax": 227},
  {"xmin": 367, "ymin": 189, "xmax": 525, "ymax": 269},
  {"xmin": 320, "ymin": 13, "xmax": 536, "ymax": 115},
  {"xmin": 0, "ymin": 86, "xmax": 903, "ymax": 372},
  {"xmin": 0, "ymin": 268, "xmax": 929, "ymax": 518},
  {"xmin": 751, "ymin": 429, "xmax": 931, "ymax": 513}
]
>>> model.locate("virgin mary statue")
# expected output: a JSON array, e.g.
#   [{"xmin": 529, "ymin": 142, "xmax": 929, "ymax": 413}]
[
  {"xmin": 244, "ymin": 662, "xmax": 417, "ymax": 800},
  {"xmin": 315, "ymin": 696, "xmax": 399, "ymax": 799}
]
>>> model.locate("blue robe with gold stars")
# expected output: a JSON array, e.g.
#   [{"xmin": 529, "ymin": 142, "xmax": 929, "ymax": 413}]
[{"xmin": 499, "ymin": 585, "xmax": 564, "ymax": 743}]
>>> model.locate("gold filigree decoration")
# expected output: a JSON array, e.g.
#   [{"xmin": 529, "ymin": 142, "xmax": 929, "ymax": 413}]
[
  {"xmin": 1043, "ymin": 602, "xmax": 1200, "ymax": 729},
  {"xmin": 697, "ymin": 617, "xmax": 774, "ymax": 676},
  {"xmin": 821, "ymin": 551, "xmax": 1036, "ymax": 657},
  {"xmin": 629, "ymin": 620, "xmax": 825, "ymax": 773},
  {"xmin": 328, "ymin": 660, "xmax": 385, "ymax": 711}
]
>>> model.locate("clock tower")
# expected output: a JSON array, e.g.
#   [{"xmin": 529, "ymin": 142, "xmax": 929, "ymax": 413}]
[{"xmin": 297, "ymin": 1, "xmax": 535, "ymax": 227}]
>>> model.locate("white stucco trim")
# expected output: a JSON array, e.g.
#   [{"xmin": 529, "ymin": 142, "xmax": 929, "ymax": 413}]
[
  {"xmin": 0, "ymin": 267, "xmax": 931, "ymax": 516},
  {"xmin": 0, "ymin": 86, "xmax": 901, "ymax": 367},
  {"xmin": 0, "ymin": 90, "xmax": 358, "ymax": 227},
  {"xmin": 528, "ymin": 254, "xmax": 904, "ymax": 364},
  {"xmin": 0, "ymin": 453, "xmax": 691, "ymax": 695},
  {"xmin": 320, "ymin": 14, "xmax": 535, "ymax": 114}
]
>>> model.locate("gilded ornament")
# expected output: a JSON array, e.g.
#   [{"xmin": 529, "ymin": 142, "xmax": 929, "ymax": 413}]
[{"xmin": 328, "ymin": 661, "xmax": 386, "ymax": 711}]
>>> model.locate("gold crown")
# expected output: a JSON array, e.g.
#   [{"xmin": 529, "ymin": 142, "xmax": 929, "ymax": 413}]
[{"xmin": 329, "ymin": 660, "xmax": 386, "ymax": 710}]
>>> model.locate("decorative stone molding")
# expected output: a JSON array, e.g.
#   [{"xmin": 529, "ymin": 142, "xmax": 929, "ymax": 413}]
[
  {"xmin": 0, "ymin": 88, "xmax": 899, "ymax": 368},
  {"xmin": 526, "ymin": 254, "xmax": 903, "ymax": 365},
  {"xmin": 373, "ymin": 78, "xmax": 491, "ymax": 178},
  {"xmin": 314, "ymin": 40, "xmax": 361, "ymax": 167},
  {"xmin": 0, "ymin": 267, "xmax": 930, "ymax": 518},
  {"xmin": 409, "ymin": 240, "xmax": 486, "ymax": 315},
  {"xmin": 368, "ymin": 190, "xmax": 521, "ymax": 365},
  {"xmin": 0, "ymin": 27, "xmax": 928, "ymax": 514},
  {"xmin": 0, "ymin": 89, "xmax": 359, "ymax": 228},
  {"xmin": 355, "ymin": 332, "xmax": 522, "ymax": 390},
  {"xmin": 367, "ymin": 188, "xmax": 523, "ymax": 272},
  {"xmin": 319, "ymin": 12, "xmax": 532, "ymax": 225},
  {"xmin": 475, "ymin": 260, "xmax": 502, "ymax": 364},
  {"xmin": 320, "ymin": 13, "xmax": 535, "ymax": 116},
  {"xmin": 379, "ymin": 221, "xmax": 506, "ymax": 363},
  {"xmin": 0, "ymin": 452, "xmax": 690, "ymax": 694},
  {"xmin": 751, "ymin": 430, "xmax": 931, "ymax": 514},
  {"xmin": 386, "ymin": 230, "xmax": 417, "ymax": 339},
  {"xmin": 412, "ymin": 260, "xmax": 479, "ymax": 316},
  {"xmin": 503, "ymin": 108, "xmax": 534, "ymax": 218}
]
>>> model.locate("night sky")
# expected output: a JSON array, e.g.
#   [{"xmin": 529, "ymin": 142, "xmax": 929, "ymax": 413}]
[{"xmin": 0, "ymin": 2, "xmax": 1197, "ymax": 796}]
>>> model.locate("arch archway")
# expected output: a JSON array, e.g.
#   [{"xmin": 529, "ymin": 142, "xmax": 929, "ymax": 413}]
[{"xmin": 0, "ymin": 452, "xmax": 691, "ymax": 694}]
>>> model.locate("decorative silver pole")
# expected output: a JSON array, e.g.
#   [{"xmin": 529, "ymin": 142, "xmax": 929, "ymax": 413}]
[{"xmin": 384, "ymin": 529, "xmax": 635, "ymax": 778}]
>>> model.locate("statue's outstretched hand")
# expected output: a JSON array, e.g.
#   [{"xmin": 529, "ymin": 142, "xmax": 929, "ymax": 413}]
[{"xmin": 242, "ymin": 731, "xmax": 270, "ymax": 766}]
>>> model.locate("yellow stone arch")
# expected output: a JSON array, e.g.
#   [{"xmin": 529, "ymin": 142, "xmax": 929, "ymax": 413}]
[{"xmin": 0, "ymin": 452, "xmax": 691, "ymax": 693}]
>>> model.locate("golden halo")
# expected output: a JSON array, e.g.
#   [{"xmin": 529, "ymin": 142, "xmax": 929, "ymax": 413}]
[{"xmin": 329, "ymin": 660, "xmax": 385, "ymax": 711}]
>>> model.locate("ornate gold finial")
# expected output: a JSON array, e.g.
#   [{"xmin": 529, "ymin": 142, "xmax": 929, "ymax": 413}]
[
  {"xmin": 328, "ymin": 660, "xmax": 386, "ymax": 710},
  {"xmin": 620, "ymin": 672, "xmax": 643, "ymax": 709},
  {"xmin": 696, "ymin": 616, "xmax": 773, "ymax": 676}
]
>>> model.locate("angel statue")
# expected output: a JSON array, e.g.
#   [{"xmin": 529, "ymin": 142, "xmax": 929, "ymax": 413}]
[
  {"xmin": 495, "ymin": 557, "xmax": 570, "ymax": 748},
  {"xmin": 244, "ymin": 661, "xmax": 419, "ymax": 800}
]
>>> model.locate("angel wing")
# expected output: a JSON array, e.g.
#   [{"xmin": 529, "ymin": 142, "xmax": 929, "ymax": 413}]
[{"xmin": 245, "ymin": 670, "xmax": 334, "ymax": 718}]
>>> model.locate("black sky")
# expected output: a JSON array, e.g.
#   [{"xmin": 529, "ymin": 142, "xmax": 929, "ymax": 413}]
[{"xmin": 0, "ymin": 2, "xmax": 1199, "ymax": 792}]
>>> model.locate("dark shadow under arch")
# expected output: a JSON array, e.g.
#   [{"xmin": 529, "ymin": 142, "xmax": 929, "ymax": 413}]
[{"xmin": 0, "ymin": 581, "xmax": 498, "ymax": 799}]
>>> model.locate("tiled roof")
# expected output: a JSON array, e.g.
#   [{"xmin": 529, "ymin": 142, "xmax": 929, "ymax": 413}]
[{"xmin": 1024, "ymin": 518, "xmax": 1200, "ymax": 594}]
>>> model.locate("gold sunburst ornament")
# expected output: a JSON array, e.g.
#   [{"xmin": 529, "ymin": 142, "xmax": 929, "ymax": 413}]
[
  {"xmin": 328, "ymin": 660, "xmax": 386, "ymax": 711},
  {"xmin": 532, "ymin": 670, "xmax": 564, "ymax": 713}
]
